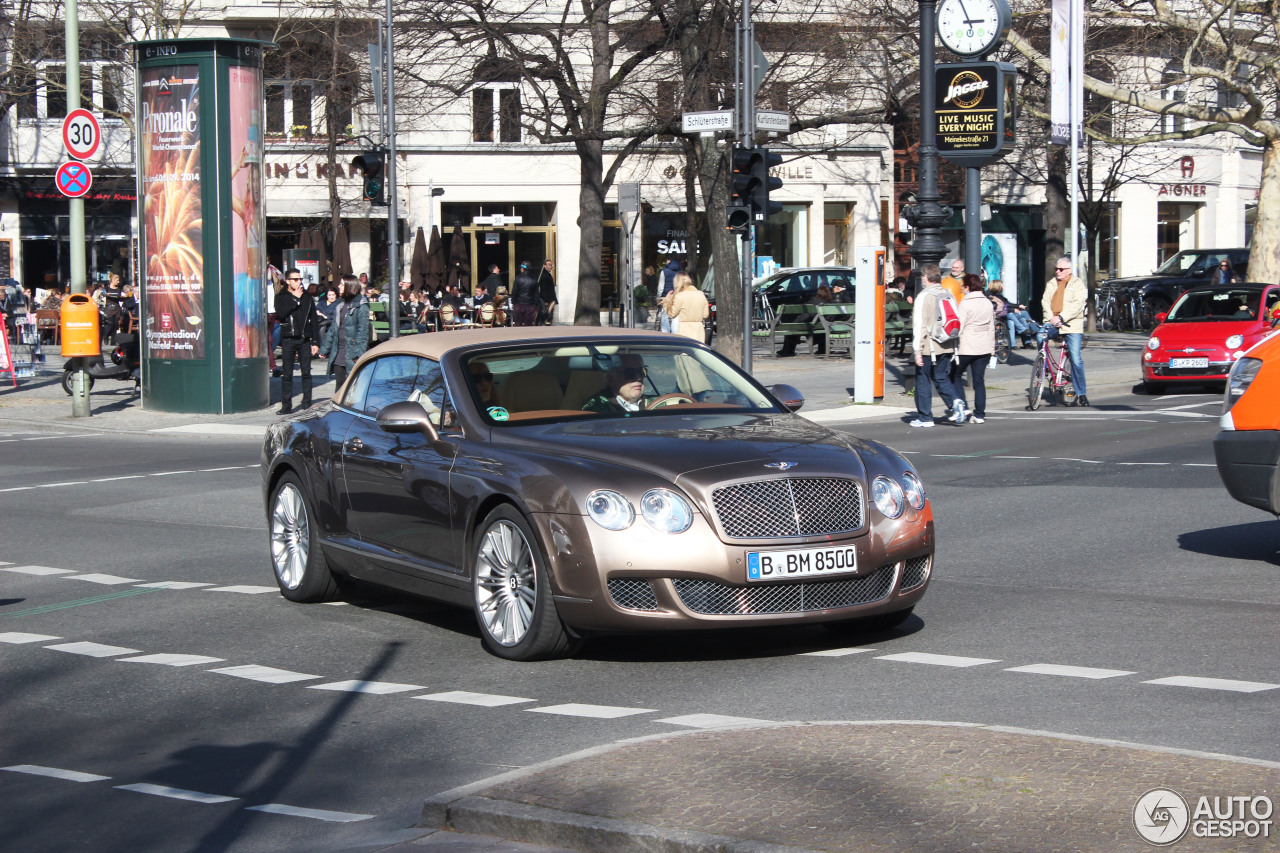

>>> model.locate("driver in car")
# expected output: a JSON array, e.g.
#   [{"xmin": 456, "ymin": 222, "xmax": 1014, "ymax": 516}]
[{"xmin": 582, "ymin": 354, "xmax": 652, "ymax": 413}]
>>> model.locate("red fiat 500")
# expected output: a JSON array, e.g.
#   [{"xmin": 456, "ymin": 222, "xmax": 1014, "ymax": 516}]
[{"xmin": 1141, "ymin": 283, "xmax": 1280, "ymax": 393}]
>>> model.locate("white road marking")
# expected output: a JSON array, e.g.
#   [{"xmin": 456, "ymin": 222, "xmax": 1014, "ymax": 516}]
[
  {"xmin": 115, "ymin": 783, "xmax": 238, "ymax": 804},
  {"xmin": 2, "ymin": 765, "xmax": 110, "ymax": 782},
  {"xmin": 151, "ymin": 470, "xmax": 197, "ymax": 476},
  {"xmin": 2, "ymin": 565, "xmax": 74, "ymax": 576},
  {"xmin": 1155, "ymin": 401, "xmax": 1218, "ymax": 411},
  {"xmin": 37, "ymin": 481, "xmax": 88, "ymax": 488},
  {"xmin": 876, "ymin": 652, "xmax": 1000, "ymax": 668},
  {"xmin": 1143, "ymin": 676, "xmax": 1280, "ymax": 693},
  {"xmin": 0, "ymin": 632, "xmax": 62, "ymax": 644},
  {"xmin": 1183, "ymin": 463, "xmax": 1217, "ymax": 467},
  {"xmin": 322, "ymin": 601, "xmax": 349, "ymax": 606},
  {"xmin": 134, "ymin": 581, "xmax": 215, "ymax": 590},
  {"xmin": 205, "ymin": 585, "xmax": 279, "ymax": 594},
  {"xmin": 656, "ymin": 713, "xmax": 775, "ymax": 728},
  {"xmin": 527, "ymin": 703, "xmax": 656, "ymax": 719},
  {"xmin": 245, "ymin": 803, "xmax": 374, "ymax": 822},
  {"xmin": 992, "ymin": 455, "xmax": 1039, "ymax": 460},
  {"xmin": 197, "ymin": 467, "xmax": 246, "ymax": 472},
  {"xmin": 800, "ymin": 647, "xmax": 878, "ymax": 657},
  {"xmin": 414, "ymin": 690, "xmax": 535, "ymax": 707},
  {"xmin": 62, "ymin": 573, "xmax": 143, "ymax": 585},
  {"xmin": 20, "ymin": 434, "xmax": 100, "ymax": 441},
  {"xmin": 1005, "ymin": 663, "xmax": 1136, "ymax": 680},
  {"xmin": 90, "ymin": 475, "xmax": 146, "ymax": 482},
  {"xmin": 1050, "ymin": 458, "xmax": 1104, "ymax": 464},
  {"xmin": 45, "ymin": 642, "xmax": 142, "ymax": 657},
  {"xmin": 0, "ymin": 561, "xmax": 9, "ymax": 565},
  {"xmin": 118, "ymin": 653, "xmax": 226, "ymax": 667},
  {"xmin": 307, "ymin": 680, "xmax": 426, "ymax": 695},
  {"xmin": 0, "ymin": 487, "xmax": 34, "ymax": 492},
  {"xmin": 209, "ymin": 665, "xmax": 322, "ymax": 684},
  {"xmin": 1116, "ymin": 462, "xmax": 1169, "ymax": 466}
]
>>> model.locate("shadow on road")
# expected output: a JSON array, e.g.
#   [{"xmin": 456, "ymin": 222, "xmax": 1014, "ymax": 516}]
[{"xmin": 1178, "ymin": 521, "xmax": 1280, "ymax": 566}]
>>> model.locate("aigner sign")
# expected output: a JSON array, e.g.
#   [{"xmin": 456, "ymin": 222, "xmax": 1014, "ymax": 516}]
[{"xmin": 935, "ymin": 62, "xmax": 1017, "ymax": 167}]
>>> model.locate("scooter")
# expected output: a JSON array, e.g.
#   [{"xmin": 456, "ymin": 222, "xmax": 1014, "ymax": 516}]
[{"xmin": 62, "ymin": 331, "xmax": 140, "ymax": 394}]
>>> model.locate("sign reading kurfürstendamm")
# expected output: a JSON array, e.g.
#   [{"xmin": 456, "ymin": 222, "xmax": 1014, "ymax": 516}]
[{"xmin": 935, "ymin": 61, "xmax": 1017, "ymax": 167}]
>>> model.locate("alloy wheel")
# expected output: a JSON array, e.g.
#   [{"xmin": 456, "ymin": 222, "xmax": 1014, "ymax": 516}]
[
  {"xmin": 270, "ymin": 483, "xmax": 310, "ymax": 590},
  {"xmin": 475, "ymin": 520, "xmax": 537, "ymax": 646}
]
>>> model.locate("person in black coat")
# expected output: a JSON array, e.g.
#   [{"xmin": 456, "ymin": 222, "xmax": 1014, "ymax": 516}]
[
  {"xmin": 274, "ymin": 268, "xmax": 321, "ymax": 414},
  {"xmin": 511, "ymin": 261, "xmax": 540, "ymax": 326},
  {"xmin": 536, "ymin": 259, "xmax": 557, "ymax": 325}
]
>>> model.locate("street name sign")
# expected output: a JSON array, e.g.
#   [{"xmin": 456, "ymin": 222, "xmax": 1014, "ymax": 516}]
[
  {"xmin": 682, "ymin": 110, "xmax": 734, "ymax": 134},
  {"xmin": 755, "ymin": 110, "xmax": 789, "ymax": 133},
  {"xmin": 56, "ymin": 161, "xmax": 94, "ymax": 198},
  {"xmin": 63, "ymin": 109, "xmax": 101, "ymax": 160}
]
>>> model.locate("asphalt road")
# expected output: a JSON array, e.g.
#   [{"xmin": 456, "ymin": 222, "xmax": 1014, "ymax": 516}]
[{"xmin": 1, "ymin": 386, "xmax": 1277, "ymax": 853}]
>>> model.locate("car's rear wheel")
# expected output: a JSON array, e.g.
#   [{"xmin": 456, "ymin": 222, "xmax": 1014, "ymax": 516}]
[
  {"xmin": 472, "ymin": 505, "xmax": 579, "ymax": 661},
  {"xmin": 269, "ymin": 472, "xmax": 340, "ymax": 602}
]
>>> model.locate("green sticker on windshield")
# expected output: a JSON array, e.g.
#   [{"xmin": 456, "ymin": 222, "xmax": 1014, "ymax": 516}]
[{"xmin": 488, "ymin": 407, "xmax": 510, "ymax": 421}]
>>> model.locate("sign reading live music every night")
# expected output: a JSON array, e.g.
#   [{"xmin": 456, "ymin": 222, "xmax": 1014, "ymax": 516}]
[{"xmin": 934, "ymin": 61, "xmax": 1018, "ymax": 168}]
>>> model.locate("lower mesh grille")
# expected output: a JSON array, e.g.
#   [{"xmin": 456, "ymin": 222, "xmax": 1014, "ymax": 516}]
[
  {"xmin": 672, "ymin": 564, "xmax": 896, "ymax": 615},
  {"xmin": 607, "ymin": 578, "xmax": 660, "ymax": 611},
  {"xmin": 900, "ymin": 555, "xmax": 931, "ymax": 591}
]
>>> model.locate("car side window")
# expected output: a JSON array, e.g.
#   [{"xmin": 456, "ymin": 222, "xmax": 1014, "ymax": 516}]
[
  {"xmin": 363, "ymin": 355, "xmax": 422, "ymax": 416},
  {"xmin": 411, "ymin": 359, "xmax": 461, "ymax": 433},
  {"xmin": 340, "ymin": 362, "xmax": 374, "ymax": 411}
]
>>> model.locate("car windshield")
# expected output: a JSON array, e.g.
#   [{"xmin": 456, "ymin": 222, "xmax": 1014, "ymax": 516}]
[
  {"xmin": 461, "ymin": 341, "xmax": 784, "ymax": 424},
  {"xmin": 1153, "ymin": 251, "xmax": 1215, "ymax": 276},
  {"xmin": 1166, "ymin": 288, "xmax": 1261, "ymax": 322}
]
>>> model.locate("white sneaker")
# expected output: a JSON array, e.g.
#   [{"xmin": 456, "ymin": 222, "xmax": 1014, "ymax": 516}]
[
  {"xmin": 950, "ymin": 400, "xmax": 967, "ymax": 424},
  {"xmin": 908, "ymin": 418, "xmax": 935, "ymax": 428},
  {"xmin": 969, "ymin": 415, "xmax": 985, "ymax": 424}
]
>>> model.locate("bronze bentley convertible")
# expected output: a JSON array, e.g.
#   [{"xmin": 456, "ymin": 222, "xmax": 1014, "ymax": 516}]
[{"xmin": 262, "ymin": 327, "xmax": 934, "ymax": 660}]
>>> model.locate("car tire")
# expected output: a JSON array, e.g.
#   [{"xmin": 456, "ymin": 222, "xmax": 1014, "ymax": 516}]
[
  {"xmin": 826, "ymin": 606, "xmax": 915, "ymax": 635},
  {"xmin": 472, "ymin": 505, "xmax": 580, "ymax": 661},
  {"xmin": 268, "ymin": 472, "xmax": 340, "ymax": 603}
]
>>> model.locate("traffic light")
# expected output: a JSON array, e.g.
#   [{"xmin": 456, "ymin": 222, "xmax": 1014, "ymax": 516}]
[
  {"xmin": 351, "ymin": 149, "xmax": 386, "ymax": 205},
  {"xmin": 725, "ymin": 203, "xmax": 751, "ymax": 234},
  {"xmin": 750, "ymin": 146, "xmax": 784, "ymax": 219},
  {"xmin": 727, "ymin": 146, "xmax": 756, "ymax": 234}
]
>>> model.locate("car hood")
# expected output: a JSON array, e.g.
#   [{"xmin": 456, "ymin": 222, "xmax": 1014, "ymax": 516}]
[
  {"xmin": 499, "ymin": 413, "xmax": 876, "ymax": 483},
  {"xmin": 1153, "ymin": 320, "xmax": 1265, "ymax": 345},
  {"xmin": 1109, "ymin": 274, "xmax": 1186, "ymax": 288}
]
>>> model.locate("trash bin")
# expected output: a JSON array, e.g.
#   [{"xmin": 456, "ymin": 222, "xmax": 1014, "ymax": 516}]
[{"xmin": 60, "ymin": 294, "xmax": 101, "ymax": 357}]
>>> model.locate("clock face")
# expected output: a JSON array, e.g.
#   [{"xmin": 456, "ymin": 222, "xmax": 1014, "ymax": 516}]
[{"xmin": 937, "ymin": 0, "xmax": 1008, "ymax": 57}]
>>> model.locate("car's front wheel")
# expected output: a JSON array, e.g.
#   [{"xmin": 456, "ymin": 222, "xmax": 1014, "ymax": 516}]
[
  {"xmin": 472, "ymin": 505, "xmax": 579, "ymax": 661},
  {"xmin": 269, "ymin": 472, "xmax": 340, "ymax": 602}
]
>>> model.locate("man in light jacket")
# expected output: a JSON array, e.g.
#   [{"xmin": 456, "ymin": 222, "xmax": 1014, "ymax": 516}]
[
  {"xmin": 1041, "ymin": 257, "xmax": 1089, "ymax": 406},
  {"xmin": 909, "ymin": 263, "xmax": 964, "ymax": 428}
]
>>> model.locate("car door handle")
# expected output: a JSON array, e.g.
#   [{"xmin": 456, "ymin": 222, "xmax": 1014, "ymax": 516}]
[{"xmin": 344, "ymin": 437, "xmax": 363, "ymax": 453}]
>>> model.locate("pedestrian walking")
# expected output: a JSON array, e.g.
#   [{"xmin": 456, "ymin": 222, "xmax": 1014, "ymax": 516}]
[
  {"xmin": 319, "ymin": 280, "xmax": 370, "ymax": 389},
  {"xmin": 511, "ymin": 261, "xmax": 539, "ymax": 326},
  {"xmin": 909, "ymin": 263, "xmax": 964, "ymax": 428},
  {"xmin": 659, "ymin": 257, "xmax": 682, "ymax": 332},
  {"xmin": 667, "ymin": 272, "xmax": 710, "ymax": 341},
  {"xmin": 1042, "ymin": 257, "xmax": 1089, "ymax": 406},
  {"xmin": 274, "ymin": 268, "xmax": 320, "ymax": 414},
  {"xmin": 953, "ymin": 274, "xmax": 995, "ymax": 424},
  {"xmin": 537, "ymin": 259, "xmax": 558, "ymax": 325}
]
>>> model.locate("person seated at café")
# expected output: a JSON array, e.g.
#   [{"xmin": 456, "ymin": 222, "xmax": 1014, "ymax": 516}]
[
  {"xmin": 582, "ymin": 354, "xmax": 653, "ymax": 414},
  {"xmin": 473, "ymin": 282, "xmax": 493, "ymax": 306}
]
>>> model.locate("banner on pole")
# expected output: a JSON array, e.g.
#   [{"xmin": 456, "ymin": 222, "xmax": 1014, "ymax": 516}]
[{"xmin": 1050, "ymin": 0, "xmax": 1070, "ymax": 145}]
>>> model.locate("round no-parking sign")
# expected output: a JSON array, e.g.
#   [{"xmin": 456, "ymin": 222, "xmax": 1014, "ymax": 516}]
[
  {"xmin": 62, "ymin": 109, "xmax": 101, "ymax": 160},
  {"xmin": 56, "ymin": 161, "xmax": 94, "ymax": 198}
]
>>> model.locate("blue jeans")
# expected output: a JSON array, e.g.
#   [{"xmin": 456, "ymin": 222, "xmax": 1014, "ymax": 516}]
[
  {"xmin": 1005, "ymin": 310, "xmax": 1039, "ymax": 346},
  {"xmin": 953, "ymin": 354, "xmax": 988, "ymax": 418},
  {"xmin": 915, "ymin": 354, "xmax": 960, "ymax": 421},
  {"xmin": 1063, "ymin": 332, "xmax": 1087, "ymax": 395}
]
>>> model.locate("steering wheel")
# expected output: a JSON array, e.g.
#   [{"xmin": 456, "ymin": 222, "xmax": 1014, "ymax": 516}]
[{"xmin": 647, "ymin": 393, "xmax": 696, "ymax": 409}]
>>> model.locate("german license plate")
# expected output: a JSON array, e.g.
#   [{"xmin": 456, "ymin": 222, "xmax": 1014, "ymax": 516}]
[
  {"xmin": 1169, "ymin": 357, "xmax": 1209, "ymax": 369},
  {"xmin": 747, "ymin": 545, "xmax": 858, "ymax": 581}
]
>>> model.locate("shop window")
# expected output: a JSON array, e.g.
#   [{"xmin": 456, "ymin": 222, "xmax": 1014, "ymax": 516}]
[
  {"xmin": 1157, "ymin": 202, "xmax": 1197, "ymax": 266},
  {"xmin": 473, "ymin": 84, "xmax": 521, "ymax": 143}
]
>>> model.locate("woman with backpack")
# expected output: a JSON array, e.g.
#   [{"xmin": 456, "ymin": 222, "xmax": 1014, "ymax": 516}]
[{"xmin": 953, "ymin": 274, "xmax": 996, "ymax": 424}]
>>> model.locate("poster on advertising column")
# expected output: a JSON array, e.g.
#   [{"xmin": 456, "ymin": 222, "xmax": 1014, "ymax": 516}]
[
  {"xmin": 228, "ymin": 65, "xmax": 266, "ymax": 359},
  {"xmin": 140, "ymin": 65, "xmax": 204, "ymax": 359}
]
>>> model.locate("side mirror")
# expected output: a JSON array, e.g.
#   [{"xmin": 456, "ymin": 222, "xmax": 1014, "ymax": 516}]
[
  {"xmin": 1155, "ymin": 312, "xmax": 1168, "ymax": 323},
  {"xmin": 767, "ymin": 383, "xmax": 805, "ymax": 412},
  {"xmin": 376, "ymin": 400, "xmax": 439, "ymax": 440}
]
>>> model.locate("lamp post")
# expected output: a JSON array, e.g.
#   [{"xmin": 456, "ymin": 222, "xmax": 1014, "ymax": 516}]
[{"xmin": 904, "ymin": 0, "xmax": 951, "ymax": 272}]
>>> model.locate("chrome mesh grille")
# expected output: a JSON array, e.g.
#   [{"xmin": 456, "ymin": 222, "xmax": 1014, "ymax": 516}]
[
  {"xmin": 673, "ymin": 563, "xmax": 895, "ymax": 615},
  {"xmin": 711, "ymin": 477, "xmax": 863, "ymax": 539},
  {"xmin": 607, "ymin": 578, "xmax": 660, "ymax": 611},
  {"xmin": 900, "ymin": 555, "xmax": 931, "ymax": 591}
]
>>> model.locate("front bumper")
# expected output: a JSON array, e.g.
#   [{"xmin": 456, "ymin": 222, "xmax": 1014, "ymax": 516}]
[
  {"xmin": 1142, "ymin": 360, "xmax": 1232, "ymax": 381},
  {"xmin": 1213, "ymin": 429, "xmax": 1280, "ymax": 515}
]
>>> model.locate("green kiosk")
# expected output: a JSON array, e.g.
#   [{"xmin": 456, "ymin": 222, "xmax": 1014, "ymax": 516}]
[{"xmin": 132, "ymin": 37, "xmax": 273, "ymax": 413}]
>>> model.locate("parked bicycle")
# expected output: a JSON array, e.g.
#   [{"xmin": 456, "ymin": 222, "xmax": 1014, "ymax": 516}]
[
  {"xmin": 994, "ymin": 317, "xmax": 1011, "ymax": 364},
  {"xmin": 1028, "ymin": 326, "xmax": 1077, "ymax": 409}
]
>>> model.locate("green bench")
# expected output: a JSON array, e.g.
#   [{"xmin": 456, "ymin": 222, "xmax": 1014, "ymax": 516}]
[{"xmin": 885, "ymin": 300, "xmax": 913, "ymax": 354}]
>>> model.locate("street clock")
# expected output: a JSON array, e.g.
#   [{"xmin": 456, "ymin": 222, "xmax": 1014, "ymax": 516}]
[{"xmin": 937, "ymin": 0, "xmax": 1011, "ymax": 58}]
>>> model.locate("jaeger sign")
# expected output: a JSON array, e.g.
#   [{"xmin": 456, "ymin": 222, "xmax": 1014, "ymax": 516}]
[{"xmin": 935, "ymin": 61, "xmax": 1017, "ymax": 167}]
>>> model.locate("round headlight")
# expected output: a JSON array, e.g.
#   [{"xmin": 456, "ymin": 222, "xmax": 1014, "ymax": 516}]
[
  {"xmin": 640, "ymin": 489, "xmax": 694, "ymax": 534},
  {"xmin": 1226, "ymin": 334, "xmax": 1244, "ymax": 350},
  {"xmin": 872, "ymin": 476, "xmax": 905, "ymax": 519},
  {"xmin": 1146, "ymin": 337, "xmax": 1160, "ymax": 351},
  {"xmin": 585, "ymin": 490, "xmax": 634, "ymax": 531},
  {"xmin": 901, "ymin": 471, "xmax": 926, "ymax": 511}
]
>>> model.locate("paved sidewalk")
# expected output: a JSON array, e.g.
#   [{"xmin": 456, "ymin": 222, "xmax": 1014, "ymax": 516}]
[
  {"xmin": 0, "ymin": 332, "xmax": 1150, "ymax": 436},
  {"xmin": 413, "ymin": 721, "xmax": 1279, "ymax": 853}
]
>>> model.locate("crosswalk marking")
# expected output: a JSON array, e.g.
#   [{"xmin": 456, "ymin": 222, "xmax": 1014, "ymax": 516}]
[
  {"xmin": 1005, "ymin": 663, "xmax": 1135, "ymax": 680},
  {"xmin": 44, "ymin": 641, "xmax": 142, "ymax": 657},
  {"xmin": 118, "ymin": 653, "xmax": 226, "ymax": 667},
  {"xmin": 115, "ymin": 783, "xmax": 238, "ymax": 804},
  {"xmin": 2, "ymin": 565, "xmax": 74, "ymax": 576},
  {"xmin": 800, "ymin": 647, "xmax": 877, "ymax": 657},
  {"xmin": 1143, "ymin": 676, "xmax": 1280, "ymax": 693},
  {"xmin": 209, "ymin": 665, "xmax": 322, "ymax": 684},
  {"xmin": 135, "ymin": 581, "xmax": 216, "ymax": 590},
  {"xmin": 63, "ymin": 574, "xmax": 143, "ymax": 585},
  {"xmin": 307, "ymin": 680, "xmax": 425, "ymax": 695},
  {"xmin": 876, "ymin": 651, "xmax": 1000, "ymax": 668},
  {"xmin": 245, "ymin": 803, "xmax": 373, "ymax": 822},
  {"xmin": 527, "ymin": 703, "xmax": 656, "ymax": 719},
  {"xmin": 657, "ymin": 713, "xmax": 775, "ymax": 728},
  {"xmin": 205, "ymin": 585, "xmax": 278, "ymax": 594},
  {"xmin": 0, "ymin": 632, "xmax": 62, "ymax": 644},
  {"xmin": 414, "ymin": 690, "xmax": 534, "ymax": 707},
  {"xmin": 2, "ymin": 764, "xmax": 110, "ymax": 783}
]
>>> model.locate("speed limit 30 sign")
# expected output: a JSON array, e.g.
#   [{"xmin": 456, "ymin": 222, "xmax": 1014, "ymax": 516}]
[{"xmin": 63, "ymin": 109, "xmax": 101, "ymax": 160}]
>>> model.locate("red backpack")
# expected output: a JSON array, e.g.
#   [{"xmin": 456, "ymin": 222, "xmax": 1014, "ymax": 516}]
[{"xmin": 929, "ymin": 290, "xmax": 961, "ymax": 344}]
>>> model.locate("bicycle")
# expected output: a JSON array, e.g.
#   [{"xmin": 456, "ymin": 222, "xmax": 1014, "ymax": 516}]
[
  {"xmin": 1028, "ymin": 326, "xmax": 1077, "ymax": 409},
  {"xmin": 994, "ymin": 317, "xmax": 1011, "ymax": 364}
]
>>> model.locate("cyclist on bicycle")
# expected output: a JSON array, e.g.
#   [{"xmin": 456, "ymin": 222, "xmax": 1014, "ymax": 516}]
[{"xmin": 1042, "ymin": 258, "xmax": 1089, "ymax": 407}]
